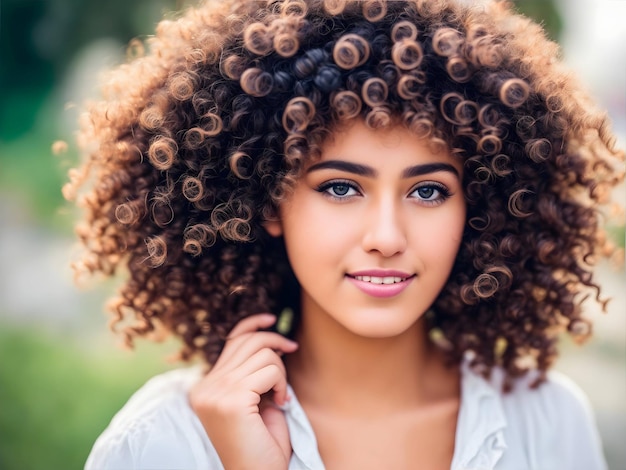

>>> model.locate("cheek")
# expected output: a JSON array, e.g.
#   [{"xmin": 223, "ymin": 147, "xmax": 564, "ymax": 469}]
[
  {"xmin": 285, "ymin": 216, "xmax": 353, "ymax": 261},
  {"xmin": 413, "ymin": 207, "xmax": 465, "ymax": 262},
  {"xmin": 282, "ymin": 195, "xmax": 355, "ymax": 244}
]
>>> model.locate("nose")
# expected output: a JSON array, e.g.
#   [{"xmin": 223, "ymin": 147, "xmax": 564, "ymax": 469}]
[{"xmin": 361, "ymin": 198, "xmax": 408, "ymax": 257}]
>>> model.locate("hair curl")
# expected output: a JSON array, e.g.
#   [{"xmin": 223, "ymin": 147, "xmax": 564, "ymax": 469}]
[{"xmin": 65, "ymin": 0, "xmax": 624, "ymax": 389}]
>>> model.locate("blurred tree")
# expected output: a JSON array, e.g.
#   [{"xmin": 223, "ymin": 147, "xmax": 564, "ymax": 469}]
[
  {"xmin": 0, "ymin": 0, "xmax": 191, "ymax": 139},
  {"xmin": 0, "ymin": 0, "xmax": 190, "ymax": 224}
]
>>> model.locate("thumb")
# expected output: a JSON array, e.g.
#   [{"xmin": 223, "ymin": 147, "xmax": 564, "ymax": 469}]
[{"xmin": 260, "ymin": 398, "xmax": 292, "ymax": 462}]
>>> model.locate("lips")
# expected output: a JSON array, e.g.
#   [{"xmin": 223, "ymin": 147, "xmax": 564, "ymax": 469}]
[{"xmin": 346, "ymin": 270, "xmax": 415, "ymax": 298}]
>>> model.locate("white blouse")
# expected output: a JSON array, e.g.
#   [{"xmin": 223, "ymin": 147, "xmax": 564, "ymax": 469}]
[{"xmin": 85, "ymin": 360, "xmax": 607, "ymax": 470}]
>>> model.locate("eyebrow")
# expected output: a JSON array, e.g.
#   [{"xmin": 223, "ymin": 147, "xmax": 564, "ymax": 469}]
[
  {"xmin": 306, "ymin": 160, "xmax": 460, "ymax": 179},
  {"xmin": 402, "ymin": 162, "xmax": 459, "ymax": 179}
]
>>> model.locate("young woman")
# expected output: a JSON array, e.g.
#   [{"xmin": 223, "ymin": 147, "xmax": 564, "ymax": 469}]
[{"xmin": 66, "ymin": 0, "xmax": 624, "ymax": 468}]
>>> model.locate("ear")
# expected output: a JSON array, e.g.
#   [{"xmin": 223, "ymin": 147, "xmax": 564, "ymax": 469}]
[{"xmin": 263, "ymin": 218, "xmax": 283, "ymax": 237}]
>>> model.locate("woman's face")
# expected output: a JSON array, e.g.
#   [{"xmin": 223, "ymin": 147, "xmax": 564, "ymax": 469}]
[{"xmin": 265, "ymin": 120, "xmax": 466, "ymax": 338}]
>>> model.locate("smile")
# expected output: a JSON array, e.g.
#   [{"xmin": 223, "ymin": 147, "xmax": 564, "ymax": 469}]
[
  {"xmin": 346, "ymin": 272, "xmax": 415, "ymax": 298},
  {"xmin": 352, "ymin": 275, "xmax": 408, "ymax": 284}
]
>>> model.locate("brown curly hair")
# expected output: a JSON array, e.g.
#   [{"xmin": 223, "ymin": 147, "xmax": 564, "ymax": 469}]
[{"xmin": 65, "ymin": 0, "xmax": 624, "ymax": 388}]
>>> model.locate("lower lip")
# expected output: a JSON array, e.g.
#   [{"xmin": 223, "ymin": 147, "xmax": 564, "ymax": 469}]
[{"xmin": 346, "ymin": 276, "xmax": 414, "ymax": 298}]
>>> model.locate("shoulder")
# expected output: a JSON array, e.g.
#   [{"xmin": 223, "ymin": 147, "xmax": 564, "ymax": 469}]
[
  {"xmin": 496, "ymin": 368, "xmax": 607, "ymax": 470},
  {"xmin": 500, "ymin": 368, "xmax": 597, "ymax": 429},
  {"xmin": 85, "ymin": 367, "xmax": 222, "ymax": 470}
]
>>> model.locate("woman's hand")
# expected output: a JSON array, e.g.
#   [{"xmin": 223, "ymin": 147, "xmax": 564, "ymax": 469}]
[{"xmin": 189, "ymin": 314, "xmax": 299, "ymax": 470}]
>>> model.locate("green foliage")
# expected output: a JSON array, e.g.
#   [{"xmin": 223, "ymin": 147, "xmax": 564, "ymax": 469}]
[
  {"xmin": 513, "ymin": 0, "xmax": 563, "ymax": 40},
  {"xmin": 0, "ymin": 0, "xmax": 182, "ymax": 138},
  {"xmin": 608, "ymin": 224, "xmax": 626, "ymax": 249},
  {"xmin": 0, "ymin": 122, "xmax": 71, "ymax": 230},
  {"xmin": 0, "ymin": 324, "xmax": 174, "ymax": 470}
]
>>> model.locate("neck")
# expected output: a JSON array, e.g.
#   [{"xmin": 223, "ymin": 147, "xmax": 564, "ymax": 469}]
[{"xmin": 284, "ymin": 304, "xmax": 452, "ymax": 416}]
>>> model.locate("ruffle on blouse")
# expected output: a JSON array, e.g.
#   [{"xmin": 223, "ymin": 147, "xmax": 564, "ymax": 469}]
[{"xmin": 450, "ymin": 356, "xmax": 508, "ymax": 470}]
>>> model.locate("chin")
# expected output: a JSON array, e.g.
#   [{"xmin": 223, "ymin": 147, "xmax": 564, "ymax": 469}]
[{"xmin": 338, "ymin": 312, "xmax": 424, "ymax": 339}]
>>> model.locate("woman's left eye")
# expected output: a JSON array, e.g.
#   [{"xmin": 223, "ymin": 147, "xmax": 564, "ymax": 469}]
[{"xmin": 410, "ymin": 183, "xmax": 451, "ymax": 203}]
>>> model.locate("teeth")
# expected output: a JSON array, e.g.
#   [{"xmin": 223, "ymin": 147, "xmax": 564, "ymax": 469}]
[{"xmin": 354, "ymin": 275, "xmax": 406, "ymax": 284}]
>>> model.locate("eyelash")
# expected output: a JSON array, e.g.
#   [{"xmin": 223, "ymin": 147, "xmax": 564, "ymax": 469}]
[
  {"xmin": 316, "ymin": 179, "xmax": 359, "ymax": 200},
  {"xmin": 410, "ymin": 182, "xmax": 452, "ymax": 206},
  {"xmin": 315, "ymin": 179, "xmax": 452, "ymax": 205}
]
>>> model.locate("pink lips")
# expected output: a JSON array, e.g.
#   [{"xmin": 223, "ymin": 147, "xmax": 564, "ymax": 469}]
[{"xmin": 346, "ymin": 270, "xmax": 415, "ymax": 298}]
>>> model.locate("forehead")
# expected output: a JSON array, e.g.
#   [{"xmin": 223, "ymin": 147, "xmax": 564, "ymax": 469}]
[{"xmin": 316, "ymin": 119, "xmax": 463, "ymax": 172}]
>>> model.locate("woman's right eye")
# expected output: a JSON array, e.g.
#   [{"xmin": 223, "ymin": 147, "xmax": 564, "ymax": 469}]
[{"xmin": 316, "ymin": 180, "xmax": 360, "ymax": 199}]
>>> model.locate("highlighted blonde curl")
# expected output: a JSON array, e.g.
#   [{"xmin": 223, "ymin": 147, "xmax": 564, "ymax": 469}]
[{"xmin": 333, "ymin": 33, "xmax": 370, "ymax": 69}]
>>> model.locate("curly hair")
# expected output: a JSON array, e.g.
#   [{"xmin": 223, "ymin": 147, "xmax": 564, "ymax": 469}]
[{"xmin": 65, "ymin": 0, "xmax": 624, "ymax": 388}]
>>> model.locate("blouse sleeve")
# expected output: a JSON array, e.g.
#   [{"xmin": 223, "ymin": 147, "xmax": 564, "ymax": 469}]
[
  {"xmin": 545, "ymin": 371, "xmax": 607, "ymax": 470},
  {"xmin": 85, "ymin": 368, "xmax": 225, "ymax": 470},
  {"xmin": 499, "ymin": 369, "xmax": 607, "ymax": 470}
]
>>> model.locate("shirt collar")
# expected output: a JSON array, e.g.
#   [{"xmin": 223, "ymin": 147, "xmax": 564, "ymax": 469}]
[
  {"xmin": 280, "ymin": 353, "xmax": 508, "ymax": 470},
  {"xmin": 281, "ymin": 384, "xmax": 326, "ymax": 469}
]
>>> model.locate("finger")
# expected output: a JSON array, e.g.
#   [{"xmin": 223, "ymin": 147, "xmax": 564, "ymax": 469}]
[
  {"xmin": 245, "ymin": 364, "xmax": 289, "ymax": 406},
  {"xmin": 190, "ymin": 349, "xmax": 286, "ymax": 413},
  {"xmin": 234, "ymin": 347, "xmax": 287, "ymax": 384},
  {"xmin": 227, "ymin": 313, "xmax": 277, "ymax": 340},
  {"xmin": 218, "ymin": 331, "xmax": 298, "ymax": 369}
]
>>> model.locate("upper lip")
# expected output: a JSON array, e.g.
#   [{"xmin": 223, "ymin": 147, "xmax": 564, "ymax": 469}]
[{"xmin": 347, "ymin": 269, "xmax": 414, "ymax": 279}]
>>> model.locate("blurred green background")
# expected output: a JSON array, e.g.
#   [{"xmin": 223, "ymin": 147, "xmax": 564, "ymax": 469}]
[{"xmin": 0, "ymin": 0, "xmax": 624, "ymax": 469}]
